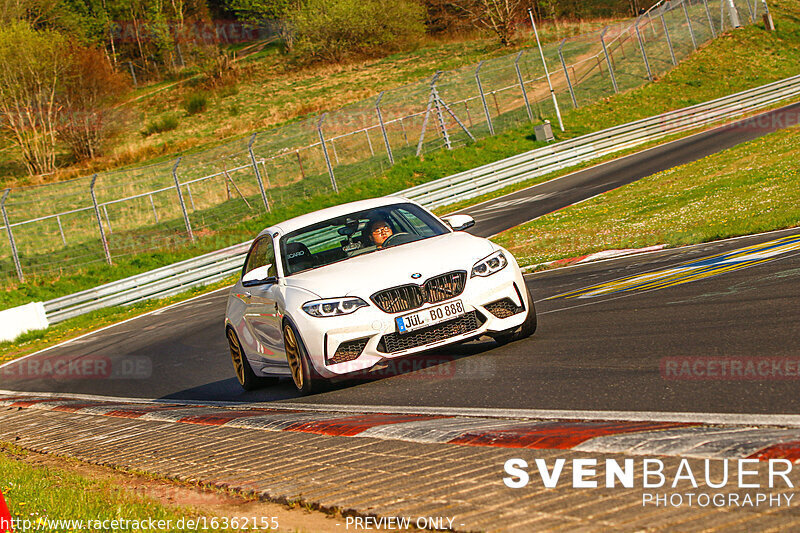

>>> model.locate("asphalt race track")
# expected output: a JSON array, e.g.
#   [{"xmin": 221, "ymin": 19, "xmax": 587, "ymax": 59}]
[{"xmin": 2, "ymin": 104, "xmax": 799, "ymax": 415}]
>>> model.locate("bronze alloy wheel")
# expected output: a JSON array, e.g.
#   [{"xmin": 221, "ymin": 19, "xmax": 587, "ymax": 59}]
[
  {"xmin": 227, "ymin": 328, "xmax": 246, "ymax": 385},
  {"xmin": 284, "ymin": 323, "xmax": 304, "ymax": 390}
]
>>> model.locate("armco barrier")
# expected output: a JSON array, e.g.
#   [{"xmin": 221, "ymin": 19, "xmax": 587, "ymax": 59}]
[{"xmin": 39, "ymin": 74, "xmax": 800, "ymax": 324}]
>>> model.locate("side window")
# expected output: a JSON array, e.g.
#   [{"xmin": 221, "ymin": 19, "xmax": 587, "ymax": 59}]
[
  {"xmin": 243, "ymin": 236, "xmax": 277, "ymax": 278},
  {"xmin": 398, "ymin": 208, "xmax": 436, "ymax": 237}
]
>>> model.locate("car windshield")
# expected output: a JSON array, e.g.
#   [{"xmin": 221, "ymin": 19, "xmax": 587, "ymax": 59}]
[{"xmin": 280, "ymin": 203, "xmax": 449, "ymax": 276}]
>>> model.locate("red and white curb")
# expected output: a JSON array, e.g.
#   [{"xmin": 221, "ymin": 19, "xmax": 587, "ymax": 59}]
[{"xmin": 2, "ymin": 392, "xmax": 800, "ymax": 462}]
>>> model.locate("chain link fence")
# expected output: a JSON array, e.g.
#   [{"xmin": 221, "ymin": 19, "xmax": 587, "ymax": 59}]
[{"xmin": 0, "ymin": 0, "xmax": 760, "ymax": 284}]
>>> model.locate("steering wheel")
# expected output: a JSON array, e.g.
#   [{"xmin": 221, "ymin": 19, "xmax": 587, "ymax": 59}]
[{"xmin": 381, "ymin": 232, "xmax": 414, "ymax": 248}]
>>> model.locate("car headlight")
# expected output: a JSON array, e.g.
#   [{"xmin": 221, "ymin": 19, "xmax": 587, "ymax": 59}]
[
  {"xmin": 302, "ymin": 297, "xmax": 368, "ymax": 317},
  {"xmin": 471, "ymin": 250, "xmax": 508, "ymax": 278}
]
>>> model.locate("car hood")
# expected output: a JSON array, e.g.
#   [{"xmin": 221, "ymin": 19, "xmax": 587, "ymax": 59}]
[{"xmin": 283, "ymin": 232, "xmax": 496, "ymax": 299}]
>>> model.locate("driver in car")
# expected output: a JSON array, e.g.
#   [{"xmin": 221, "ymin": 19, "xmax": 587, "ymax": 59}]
[{"xmin": 368, "ymin": 219, "xmax": 393, "ymax": 249}]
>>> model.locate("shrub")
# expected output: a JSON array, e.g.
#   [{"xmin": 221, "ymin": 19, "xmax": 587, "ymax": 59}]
[
  {"xmin": 141, "ymin": 115, "xmax": 179, "ymax": 137},
  {"xmin": 183, "ymin": 91, "xmax": 209, "ymax": 115},
  {"xmin": 291, "ymin": 0, "xmax": 426, "ymax": 63}
]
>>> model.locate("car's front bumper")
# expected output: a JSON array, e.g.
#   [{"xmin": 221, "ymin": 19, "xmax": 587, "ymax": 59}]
[{"xmin": 291, "ymin": 263, "xmax": 531, "ymax": 378}]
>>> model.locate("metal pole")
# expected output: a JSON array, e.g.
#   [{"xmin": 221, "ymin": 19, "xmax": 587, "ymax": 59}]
[
  {"xmin": 248, "ymin": 133, "xmax": 270, "ymax": 212},
  {"xmin": 661, "ymin": 12, "xmax": 678, "ymax": 66},
  {"xmin": 364, "ymin": 129, "xmax": 374, "ymax": 156},
  {"xmin": 514, "ymin": 51, "xmax": 533, "ymax": 122},
  {"xmin": 89, "ymin": 176, "xmax": 112, "ymax": 265},
  {"xmin": 416, "ymin": 73, "xmax": 439, "ymax": 157},
  {"xmin": 529, "ymin": 9, "xmax": 564, "ymax": 131},
  {"xmin": 317, "ymin": 114, "xmax": 338, "ymax": 193},
  {"xmin": 149, "ymin": 194, "xmax": 158, "ymax": 222},
  {"xmin": 103, "ymin": 204, "xmax": 112, "ymax": 232},
  {"xmin": 720, "ymin": 0, "xmax": 726, "ymax": 32},
  {"xmin": 128, "ymin": 61, "xmax": 137, "ymax": 88},
  {"xmin": 744, "ymin": 0, "xmax": 755, "ymax": 22},
  {"xmin": 600, "ymin": 27, "xmax": 620, "ymax": 93},
  {"xmin": 330, "ymin": 138, "xmax": 340, "ymax": 165},
  {"xmin": 56, "ymin": 214, "xmax": 66, "ymax": 245},
  {"xmin": 703, "ymin": 0, "xmax": 717, "ymax": 38},
  {"xmin": 431, "ymin": 77, "xmax": 452, "ymax": 150},
  {"xmin": 475, "ymin": 61, "xmax": 495, "ymax": 135},
  {"xmin": 635, "ymin": 18, "xmax": 654, "ymax": 82},
  {"xmin": 558, "ymin": 39, "xmax": 578, "ymax": 108},
  {"xmin": 727, "ymin": 0, "xmax": 741, "ymax": 27},
  {"xmin": 171, "ymin": 157, "xmax": 194, "ymax": 242},
  {"xmin": 1, "ymin": 189, "xmax": 24, "ymax": 281},
  {"xmin": 375, "ymin": 92, "xmax": 394, "ymax": 165},
  {"xmin": 682, "ymin": 0, "xmax": 698, "ymax": 51}
]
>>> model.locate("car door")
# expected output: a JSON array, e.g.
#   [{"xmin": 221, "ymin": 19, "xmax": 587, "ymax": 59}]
[{"xmin": 240, "ymin": 236, "xmax": 285, "ymax": 369}]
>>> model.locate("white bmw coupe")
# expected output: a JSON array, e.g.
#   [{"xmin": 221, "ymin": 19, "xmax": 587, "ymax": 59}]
[{"xmin": 225, "ymin": 197, "xmax": 536, "ymax": 394}]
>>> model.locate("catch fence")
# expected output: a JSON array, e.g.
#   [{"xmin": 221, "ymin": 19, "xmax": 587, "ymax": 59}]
[{"xmin": 0, "ymin": 0, "xmax": 762, "ymax": 283}]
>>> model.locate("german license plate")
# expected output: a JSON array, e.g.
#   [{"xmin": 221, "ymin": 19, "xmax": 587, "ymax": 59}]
[{"xmin": 396, "ymin": 300, "xmax": 465, "ymax": 334}]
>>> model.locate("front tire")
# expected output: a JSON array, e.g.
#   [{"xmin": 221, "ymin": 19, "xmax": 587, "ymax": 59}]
[{"xmin": 283, "ymin": 321, "xmax": 325, "ymax": 395}]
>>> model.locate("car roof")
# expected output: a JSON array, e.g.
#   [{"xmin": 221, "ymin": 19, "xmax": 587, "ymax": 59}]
[{"xmin": 256, "ymin": 196, "xmax": 420, "ymax": 239}]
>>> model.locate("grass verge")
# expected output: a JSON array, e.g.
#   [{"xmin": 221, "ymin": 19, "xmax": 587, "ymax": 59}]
[
  {"xmin": 0, "ymin": 443, "xmax": 227, "ymax": 532},
  {"xmin": 0, "ymin": 442, "xmax": 358, "ymax": 532},
  {"xmin": 492, "ymin": 125, "xmax": 800, "ymax": 266}
]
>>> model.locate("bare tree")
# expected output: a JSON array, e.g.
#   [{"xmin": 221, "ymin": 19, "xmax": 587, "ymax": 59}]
[
  {"xmin": 0, "ymin": 22, "xmax": 67, "ymax": 175},
  {"xmin": 447, "ymin": 0, "xmax": 524, "ymax": 46}
]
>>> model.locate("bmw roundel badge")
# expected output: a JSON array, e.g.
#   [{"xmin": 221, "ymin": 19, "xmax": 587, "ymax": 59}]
[{"xmin": 411, "ymin": 273, "xmax": 422, "ymax": 279}]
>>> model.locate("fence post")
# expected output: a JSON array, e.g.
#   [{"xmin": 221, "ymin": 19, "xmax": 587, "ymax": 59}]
[
  {"xmin": 171, "ymin": 158, "xmax": 194, "ymax": 242},
  {"xmin": 727, "ymin": 0, "xmax": 742, "ymax": 27},
  {"xmin": 375, "ymin": 92, "xmax": 394, "ymax": 165},
  {"xmin": 600, "ymin": 27, "xmax": 620, "ymax": 93},
  {"xmin": 248, "ymin": 133, "xmax": 271, "ymax": 212},
  {"xmin": 475, "ymin": 61, "xmax": 495, "ymax": 135},
  {"xmin": 635, "ymin": 18, "xmax": 654, "ymax": 82},
  {"xmin": 558, "ymin": 38, "xmax": 578, "ymax": 109},
  {"xmin": 529, "ymin": 8, "xmax": 564, "ymax": 131},
  {"xmin": 514, "ymin": 51, "xmax": 533, "ymax": 122},
  {"xmin": 1, "ymin": 189, "xmax": 24, "ymax": 282},
  {"xmin": 661, "ymin": 12, "xmax": 678, "ymax": 66},
  {"xmin": 703, "ymin": 0, "xmax": 718, "ymax": 38},
  {"xmin": 317, "ymin": 114, "xmax": 339, "ymax": 193},
  {"xmin": 682, "ymin": 0, "xmax": 698, "ymax": 51},
  {"xmin": 89, "ymin": 175, "xmax": 112, "ymax": 266}
]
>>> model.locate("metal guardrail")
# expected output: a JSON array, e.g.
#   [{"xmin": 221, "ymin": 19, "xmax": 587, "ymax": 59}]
[
  {"xmin": 41, "ymin": 73, "xmax": 800, "ymax": 324},
  {"xmin": 399, "ymin": 73, "xmax": 800, "ymax": 209},
  {"xmin": 44, "ymin": 242, "xmax": 250, "ymax": 323}
]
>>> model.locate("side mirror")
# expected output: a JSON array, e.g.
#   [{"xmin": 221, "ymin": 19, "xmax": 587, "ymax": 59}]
[
  {"xmin": 242, "ymin": 264, "xmax": 277, "ymax": 287},
  {"xmin": 442, "ymin": 214, "xmax": 475, "ymax": 232}
]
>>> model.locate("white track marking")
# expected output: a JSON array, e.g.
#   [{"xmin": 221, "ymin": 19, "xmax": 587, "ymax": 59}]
[{"xmin": 3, "ymin": 389, "xmax": 800, "ymax": 428}]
